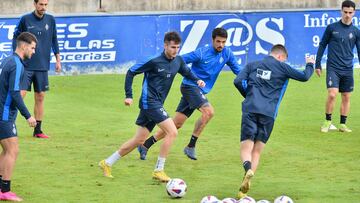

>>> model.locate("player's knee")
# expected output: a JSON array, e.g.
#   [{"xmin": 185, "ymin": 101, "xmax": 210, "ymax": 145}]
[
  {"xmin": 202, "ymin": 109, "xmax": 214, "ymax": 121},
  {"xmin": 8, "ymin": 146, "xmax": 19, "ymax": 158},
  {"xmin": 167, "ymin": 129, "xmax": 178, "ymax": 138},
  {"xmin": 328, "ymin": 92, "xmax": 337, "ymax": 100},
  {"xmin": 35, "ymin": 93, "xmax": 45, "ymax": 103},
  {"xmin": 174, "ymin": 121, "xmax": 184, "ymax": 129}
]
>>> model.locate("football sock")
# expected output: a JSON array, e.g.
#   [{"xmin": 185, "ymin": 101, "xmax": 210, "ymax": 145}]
[
  {"xmin": 105, "ymin": 151, "xmax": 121, "ymax": 166},
  {"xmin": 34, "ymin": 120, "xmax": 42, "ymax": 134},
  {"xmin": 143, "ymin": 135, "xmax": 157, "ymax": 149},
  {"xmin": 243, "ymin": 161, "xmax": 252, "ymax": 173},
  {"xmin": 154, "ymin": 156, "xmax": 166, "ymax": 171},
  {"xmin": 187, "ymin": 135, "xmax": 198, "ymax": 148},
  {"xmin": 340, "ymin": 115, "xmax": 347, "ymax": 124},
  {"xmin": 1, "ymin": 180, "xmax": 10, "ymax": 193},
  {"xmin": 325, "ymin": 113, "xmax": 332, "ymax": 121}
]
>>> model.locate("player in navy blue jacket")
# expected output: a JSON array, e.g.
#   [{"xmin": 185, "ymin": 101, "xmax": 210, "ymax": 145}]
[
  {"xmin": 315, "ymin": 0, "xmax": 360, "ymax": 133},
  {"xmin": 0, "ymin": 32, "xmax": 37, "ymax": 202},
  {"xmin": 234, "ymin": 44, "xmax": 314, "ymax": 198},
  {"xmin": 12, "ymin": 0, "xmax": 61, "ymax": 138},
  {"xmin": 99, "ymin": 32, "xmax": 205, "ymax": 182},
  {"xmin": 138, "ymin": 28, "xmax": 242, "ymax": 161}
]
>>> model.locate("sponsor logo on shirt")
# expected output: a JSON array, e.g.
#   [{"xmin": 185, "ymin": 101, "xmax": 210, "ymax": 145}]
[
  {"xmin": 158, "ymin": 68, "xmax": 165, "ymax": 72},
  {"xmin": 27, "ymin": 26, "xmax": 35, "ymax": 29},
  {"xmin": 256, "ymin": 69, "xmax": 271, "ymax": 80}
]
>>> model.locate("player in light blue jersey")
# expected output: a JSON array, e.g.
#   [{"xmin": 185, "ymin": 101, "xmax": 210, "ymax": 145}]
[{"xmin": 138, "ymin": 28, "xmax": 242, "ymax": 160}]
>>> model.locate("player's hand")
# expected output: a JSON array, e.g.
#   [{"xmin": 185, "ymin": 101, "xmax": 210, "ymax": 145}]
[
  {"xmin": 27, "ymin": 116, "xmax": 37, "ymax": 127},
  {"xmin": 305, "ymin": 57, "xmax": 315, "ymax": 64},
  {"xmin": 124, "ymin": 98, "xmax": 133, "ymax": 106},
  {"xmin": 197, "ymin": 80, "xmax": 205, "ymax": 88},
  {"xmin": 315, "ymin": 68, "xmax": 322, "ymax": 77},
  {"xmin": 55, "ymin": 61, "xmax": 62, "ymax": 73}
]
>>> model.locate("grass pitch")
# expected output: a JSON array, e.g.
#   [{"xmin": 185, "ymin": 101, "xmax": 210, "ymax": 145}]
[{"xmin": 13, "ymin": 70, "xmax": 360, "ymax": 202}]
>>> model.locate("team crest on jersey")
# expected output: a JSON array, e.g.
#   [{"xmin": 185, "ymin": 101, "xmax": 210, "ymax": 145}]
[
  {"xmin": 349, "ymin": 32, "xmax": 354, "ymax": 39},
  {"xmin": 45, "ymin": 24, "xmax": 49, "ymax": 30},
  {"xmin": 256, "ymin": 69, "xmax": 271, "ymax": 80},
  {"xmin": 219, "ymin": 57, "xmax": 224, "ymax": 63},
  {"xmin": 0, "ymin": 68, "xmax": 2, "ymax": 75}
]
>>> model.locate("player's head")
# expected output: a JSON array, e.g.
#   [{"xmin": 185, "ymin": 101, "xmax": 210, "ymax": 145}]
[
  {"xmin": 212, "ymin": 28, "xmax": 228, "ymax": 52},
  {"xmin": 16, "ymin": 32, "xmax": 37, "ymax": 59},
  {"xmin": 341, "ymin": 1, "xmax": 355, "ymax": 25},
  {"xmin": 270, "ymin": 44, "xmax": 288, "ymax": 62},
  {"xmin": 164, "ymin": 31, "xmax": 181, "ymax": 59},
  {"xmin": 34, "ymin": 0, "xmax": 48, "ymax": 17}
]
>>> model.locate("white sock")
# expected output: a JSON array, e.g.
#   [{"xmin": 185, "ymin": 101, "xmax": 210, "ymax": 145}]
[
  {"xmin": 154, "ymin": 156, "xmax": 166, "ymax": 171},
  {"xmin": 105, "ymin": 151, "xmax": 121, "ymax": 166}
]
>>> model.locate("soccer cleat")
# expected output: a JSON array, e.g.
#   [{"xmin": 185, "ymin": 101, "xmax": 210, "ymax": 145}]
[
  {"xmin": 339, "ymin": 124, "xmax": 352, "ymax": 133},
  {"xmin": 236, "ymin": 191, "xmax": 247, "ymax": 200},
  {"xmin": 0, "ymin": 191, "xmax": 23, "ymax": 202},
  {"xmin": 137, "ymin": 145, "xmax": 148, "ymax": 160},
  {"xmin": 152, "ymin": 170, "xmax": 170, "ymax": 182},
  {"xmin": 239, "ymin": 169, "xmax": 254, "ymax": 194},
  {"xmin": 33, "ymin": 132, "xmax": 49, "ymax": 139},
  {"xmin": 99, "ymin": 160, "xmax": 113, "ymax": 178},
  {"xmin": 320, "ymin": 120, "xmax": 332, "ymax": 133},
  {"xmin": 183, "ymin": 146, "xmax": 197, "ymax": 160}
]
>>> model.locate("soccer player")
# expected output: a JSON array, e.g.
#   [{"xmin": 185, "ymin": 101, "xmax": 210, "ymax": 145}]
[
  {"xmin": 316, "ymin": 0, "xmax": 360, "ymax": 133},
  {"xmin": 138, "ymin": 28, "xmax": 241, "ymax": 160},
  {"xmin": 99, "ymin": 31, "xmax": 205, "ymax": 182},
  {"xmin": 12, "ymin": 0, "xmax": 61, "ymax": 138},
  {"xmin": 234, "ymin": 45, "xmax": 314, "ymax": 198},
  {"xmin": 0, "ymin": 32, "xmax": 37, "ymax": 202}
]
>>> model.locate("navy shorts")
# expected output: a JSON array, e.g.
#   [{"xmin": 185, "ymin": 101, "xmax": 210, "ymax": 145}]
[
  {"xmin": 326, "ymin": 70, "xmax": 354, "ymax": 93},
  {"xmin": 0, "ymin": 121, "xmax": 17, "ymax": 140},
  {"xmin": 135, "ymin": 107, "xmax": 170, "ymax": 132},
  {"xmin": 175, "ymin": 84, "xmax": 209, "ymax": 117},
  {"xmin": 240, "ymin": 112, "xmax": 274, "ymax": 144},
  {"xmin": 21, "ymin": 70, "xmax": 49, "ymax": 92}
]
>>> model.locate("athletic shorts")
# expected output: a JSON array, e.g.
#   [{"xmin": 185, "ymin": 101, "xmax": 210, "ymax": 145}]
[
  {"xmin": 21, "ymin": 70, "xmax": 49, "ymax": 92},
  {"xmin": 0, "ymin": 121, "xmax": 17, "ymax": 140},
  {"xmin": 240, "ymin": 112, "xmax": 275, "ymax": 144},
  {"xmin": 135, "ymin": 107, "xmax": 170, "ymax": 132},
  {"xmin": 326, "ymin": 70, "xmax": 354, "ymax": 93},
  {"xmin": 175, "ymin": 84, "xmax": 209, "ymax": 117}
]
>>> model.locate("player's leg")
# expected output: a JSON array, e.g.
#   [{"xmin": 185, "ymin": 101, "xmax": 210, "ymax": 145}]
[
  {"xmin": 338, "ymin": 72, "xmax": 353, "ymax": 132},
  {"xmin": 33, "ymin": 71, "xmax": 49, "ymax": 138},
  {"xmin": 152, "ymin": 118, "xmax": 178, "ymax": 182},
  {"xmin": 237, "ymin": 112, "xmax": 256, "ymax": 199},
  {"xmin": 182, "ymin": 85, "xmax": 210, "ymax": 160},
  {"xmin": 321, "ymin": 70, "xmax": 339, "ymax": 132},
  {"xmin": 0, "ymin": 133, "xmax": 22, "ymax": 201},
  {"xmin": 138, "ymin": 112, "xmax": 187, "ymax": 160},
  {"xmin": 251, "ymin": 141, "xmax": 266, "ymax": 173}
]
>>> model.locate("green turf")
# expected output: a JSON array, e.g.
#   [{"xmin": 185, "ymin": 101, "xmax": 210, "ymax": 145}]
[{"xmin": 12, "ymin": 70, "xmax": 360, "ymax": 202}]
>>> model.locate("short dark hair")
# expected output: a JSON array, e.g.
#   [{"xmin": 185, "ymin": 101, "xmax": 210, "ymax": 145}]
[
  {"xmin": 212, "ymin": 28, "xmax": 228, "ymax": 39},
  {"xmin": 164, "ymin": 31, "xmax": 181, "ymax": 44},
  {"xmin": 16, "ymin": 32, "xmax": 37, "ymax": 47},
  {"xmin": 34, "ymin": 0, "xmax": 39, "ymax": 3},
  {"xmin": 270, "ymin": 44, "xmax": 288, "ymax": 58},
  {"xmin": 342, "ymin": 0, "xmax": 355, "ymax": 9}
]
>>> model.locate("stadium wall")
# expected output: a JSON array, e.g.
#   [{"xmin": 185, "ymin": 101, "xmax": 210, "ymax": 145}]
[
  {"xmin": 0, "ymin": 0, "xmax": 345, "ymax": 14},
  {"xmin": 1, "ymin": 9, "xmax": 359, "ymax": 74}
]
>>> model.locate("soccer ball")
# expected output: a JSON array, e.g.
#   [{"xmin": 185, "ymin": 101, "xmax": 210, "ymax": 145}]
[
  {"xmin": 274, "ymin": 195, "xmax": 294, "ymax": 203},
  {"xmin": 238, "ymin": 196, "xmax": 256, "ymax": 203},
  {"xmin": 222, "ymin": 197, "xmax": 238, "ymax": 203},
  {"xmin": 200, "ymin": 195, "xmax": 221, "ymax": 203},
  {"xmin": 166, "ymin": 178, "xmax": 187, "ymax": 198},
  {"xmin": 256, "ymin": 200, "xmax": 271, "ymax": 203}
]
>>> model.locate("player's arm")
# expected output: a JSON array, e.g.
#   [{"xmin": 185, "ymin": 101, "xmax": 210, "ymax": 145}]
[
  {"xmin": 12, "ymin": 17, "xmax": 26, "ymax": 51},
  {"xmin": 284, "ymin": 58, "xmax": 314, "ymax": 82},
  {"xmin": 315, "ymin": 26, "xmax": 331, "ymax": 76},
  {"xmin": 355, "ymin": 29, "xmax": 360, "ymax": 64},
  {"xmin": 178, "ymin": 59, "xmax": 205, "ymax": 87},
  {"xmin": 226, "ymin": 49, "xmax": 242, "ymax": 75},
  {"xmin": 124, "ymin": 59, "xmax": 153, "ymax": 105},
  {"xmin": 51, "ymin": 17, "xmax": 61, "ymax": 73},
  {"xmin": 234, "ymin": 63, "xmax": 250, "ymax": 98},
  {"xmin": 8, "ymin": 65, "xmax": 36, "ymax": 127},
  {"xmin": 181, "ymin": 48, "xmax": 202, "ymax": 64}
]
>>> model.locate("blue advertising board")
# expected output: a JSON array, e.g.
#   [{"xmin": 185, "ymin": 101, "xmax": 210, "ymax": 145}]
[{"xmin": 1, "ymin": 10, "xmax": 359, "ymax": 74}]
